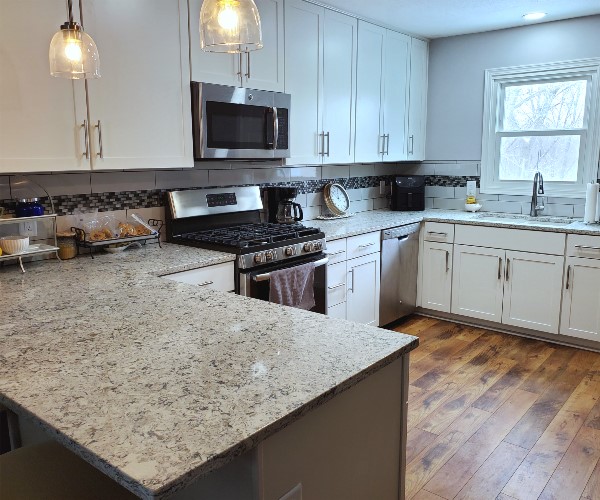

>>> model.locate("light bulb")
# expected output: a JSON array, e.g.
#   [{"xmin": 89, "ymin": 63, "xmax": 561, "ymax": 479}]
[
  {"xmin": 218, "ymin": 5, "xmax": 238, "ymax": 30},
  {"xmin": 64, "ymin": 40, "xmax": 83, "ymax": 62}
]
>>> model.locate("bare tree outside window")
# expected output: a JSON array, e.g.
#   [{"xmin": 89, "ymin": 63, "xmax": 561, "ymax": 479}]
[{"xmin": 498, "ymin": 79, "xmax": 588, "ymax": 182}]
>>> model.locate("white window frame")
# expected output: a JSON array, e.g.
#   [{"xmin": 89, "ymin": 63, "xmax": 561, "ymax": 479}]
[{"xmin": 481, "ymin": 58, "xmax": 600, "ymax": 198}]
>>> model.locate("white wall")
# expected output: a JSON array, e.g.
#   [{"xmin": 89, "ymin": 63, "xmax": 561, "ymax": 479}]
[{"xmin": 426, "ymin": 15, "xmax": 600, "ymax": 162}]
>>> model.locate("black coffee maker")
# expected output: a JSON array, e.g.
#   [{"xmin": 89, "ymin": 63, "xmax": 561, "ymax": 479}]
[{"xmin": 264, "ymin": 186, "xmax": 304, "ymax": 223}]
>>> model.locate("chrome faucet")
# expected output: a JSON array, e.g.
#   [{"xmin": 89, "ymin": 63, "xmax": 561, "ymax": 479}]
[{"xmin": 530, "ymin": 172, "xmax": 545, "ymax": 217}]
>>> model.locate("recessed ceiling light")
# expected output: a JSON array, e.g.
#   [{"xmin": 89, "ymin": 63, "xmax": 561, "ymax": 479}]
[{"xmin": 523, "ymin": 12, "xmax": 547, "ymax": 21}]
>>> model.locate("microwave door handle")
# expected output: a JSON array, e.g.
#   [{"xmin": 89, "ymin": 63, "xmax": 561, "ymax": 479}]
[{"xmin": 272, "ymin": 107, "xmax": 279, "ymax": 151}]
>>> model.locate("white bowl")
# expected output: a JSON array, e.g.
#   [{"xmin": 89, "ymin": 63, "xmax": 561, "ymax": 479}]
[
  {"xmin": 464, "ymin": 203, "xmax": 482, "ymax": 212},
  {"xmin": 0, "ymin": 235, "xmax": 30, "ymax": 255}
]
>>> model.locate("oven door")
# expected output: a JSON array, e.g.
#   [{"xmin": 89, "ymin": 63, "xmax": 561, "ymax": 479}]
[
  {"xmin": 192, "ymin": 82, "xmax": 290, "ymax": 160},
  {"xmin": 239, "ymin": 254, "xmax": 328, "ymax": 314}
]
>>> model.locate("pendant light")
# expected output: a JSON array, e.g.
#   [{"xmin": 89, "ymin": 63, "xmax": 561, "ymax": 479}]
[
  {"xmin": 200, "ymin": 0, "xmax": 263, "ymax": 53},
  {"xmin": 49, "ymin": 0, "xmax": 100, "ymax": 79}
]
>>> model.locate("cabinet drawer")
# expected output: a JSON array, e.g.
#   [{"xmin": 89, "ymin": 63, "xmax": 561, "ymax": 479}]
[
  {"xmin": 327, "ymin": 301, "xmax": 347, "ymax": 320},
  {"xmin": 455, "ymin": 224, "xmax": 565, "ymax": 255},
  {"xmin": 424, "ymin": 222, "xmax": 454, "ymax": 243},
  {"xmin": 346, "ymin": 231, "xmax": 380, "ymax": 260},
  {"xmin": 566, "ymin": 234, "xmax": 600, "ymax": 259},
  {"xmin": 162, "ymin": 262, "xmax": 235, "ymax": 292},
  {"xmin": 327, "ymin": 261, "xmax": 347, "ymax": 306},
  {"xmin": 325, "ymin": 238, "xmax": 347, "ymax": 264}
]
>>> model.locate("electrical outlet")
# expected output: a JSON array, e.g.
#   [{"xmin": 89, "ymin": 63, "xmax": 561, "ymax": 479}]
[
  {"xmin": 279, "ymin": 483, "xmax": 302, "ymax": 500},
  {"xmin": 380, "ymin": 180, "xmax": 387, "ymax": 195},
  {"xmin": 19, "ymin": 221, "xmax": 37, "ymax": 237}
]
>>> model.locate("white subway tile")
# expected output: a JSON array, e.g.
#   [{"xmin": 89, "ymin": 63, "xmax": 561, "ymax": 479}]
[
  {"xmin": 302, "ymin": 205, "xmax": 322, "ymax": 221},
  {"xmin": 253, "ymin": 168, "xmax": 290, "ymax": 184},
  {"xmin": 499, "ymin": 194, "xmax": 531, "ymax": 203},
  {"xmin": 195, "ymin": 161, "xmax": 231, "ymax": 170},
  {"xmin": 540, "ymin": 203, "xmax": 575, "ymax": 217},
  {"xmin": 306, "ymin": 192, "xmax": 322, "ymax": 207},
  {"xmin": 373, "ymin": 164, "xmax": 401, "ymax": 176},
  {"xmin": 295, "ymin": 192, "xmax": 308, "ymax": 208},
  {"xmin": 573, "ymin": 205, "xmax": 585, "ymax": 218},
  {"xmin": 432, "ymin": 198, "xmax": 464, "ymax": 210},
  {"xmin": 322, "ymin": 165, "xmax": 349, "ymax": 179},
  {"xmin": 156, "ymin": 170, "xmax": 209, "ymax": 190},
  {"xmin": 13, "ymin": 173, "xmax": 92, "ymax": 197},
  {"xmin": 289, "ymin": 166, "xmax": 321, "ymax": 181},
  {"xmin": 374, "ymin": 197, "xmax": 389, "ymax": 210},
  {"xmin": 208, "ymin": 169, "xmax": 253, "ymax": 186},
  {"xmin": 350, "ymin": 164, "xmax": 375, "ymax": 177},
  {"xmin": 480, "ymin": 201, "xmax": 522, "ymax": 214},
  {"xmin": 347, "ymin": 188, "xmax": 364, "ymax": 201},
  {"xmin": 425, "ymin": 186, "xmax": 455, "ymax": 199},
  {"xmin": 547, "ymin": 197, "xmax": 585, "ymax": 205},
  {"xmin": 366, "ymin": 186, "xmax": 383, "ymax": 199},
  {"xmin": 0, "ymin": 176, "xmax": 10, "ymax": 199},
  {"xmin": 397, "ymin": 163, "xmax": 436, "ymax": 175},
  {"xmin": 425, "ymin": 198, "xmax": 434, "ymax": 209},
  {"xmin": 434, "ymin": 162, "xmax": 478, "ymax": 176},
  {"xmin": 349, "ymin": 199, "xmax": 374, "ymax": 213},
  {"xmin": 91, "ymin": 172, "xmax": 155, "ymax": 194},
  {"xmin": 476, "ymin": 189, "xmax": 499, "ymax": 201}
]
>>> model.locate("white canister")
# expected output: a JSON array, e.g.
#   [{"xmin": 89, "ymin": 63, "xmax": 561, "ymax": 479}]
[{"xmin": 584, "ymin": 183, "xmax": 599, "ymax": 224}]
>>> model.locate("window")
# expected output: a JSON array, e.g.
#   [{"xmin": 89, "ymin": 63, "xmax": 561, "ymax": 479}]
[{"xmin": 481, "ymin": 59, "xmax": 600, "ymax": 197}]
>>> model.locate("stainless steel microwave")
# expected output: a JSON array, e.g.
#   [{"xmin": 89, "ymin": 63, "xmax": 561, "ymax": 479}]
[{"xmin": 191, "ymin": 82, "xmax": 291, "ymax": 160}]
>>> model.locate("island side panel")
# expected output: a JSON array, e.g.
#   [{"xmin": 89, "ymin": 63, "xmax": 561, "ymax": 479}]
[{"xmin": 257, "ymin": 355, "xmax": 408, "ymax": 500}]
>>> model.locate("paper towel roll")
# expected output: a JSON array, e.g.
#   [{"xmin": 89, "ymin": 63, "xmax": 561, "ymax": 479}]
[{"xmin": 584, "ymin": 183, "xmax": 599, "ymax": 224}]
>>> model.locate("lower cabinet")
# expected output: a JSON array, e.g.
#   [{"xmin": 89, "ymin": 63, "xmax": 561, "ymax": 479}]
[
  {"xmin": 346, "ymin": 253, "xmax": 381, "ymax": 326},
  {"xmin": 560, "ymin": 256, "xmax": 600, "ymax": 341},
  {"xmin": 421, "ymin": 241, "xmax": 453, "ymax": 313},
  {"xmin": 161, "ymin": 262, "xmax": 235, "ymax": 292}
]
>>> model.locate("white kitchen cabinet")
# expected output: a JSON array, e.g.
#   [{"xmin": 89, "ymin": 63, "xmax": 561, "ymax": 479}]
[
  {"xmin": 84, "ymin": 0, "xmax": 193, "ymax": 170},
  {"xmin": 347, "ymin": 252, "xmax": 381, "ymax": 326},
  {"xmin": 188, "ymin": 0, "xmax": 284, "ymax": 92},
  {"xmin": 451, "ymin": 245, "xmax": 504, "ymax": 322},
  {"xmin": 162, "ymin": 261, "xmax": 235, "ymax": 292},
  {"xmin": 560, "ymin": 257, "xmax": 600, "ymax": 342},
  {"xmin": 420, "ymin": 241, "xmax": 453, "ymax": 313},
  {"xmin": 285, "ymin": 1, "xmax": 356, "ymax": 165},
  {"xmin": 407, "ymin": 37, "xmax": 428, "ymax": 160},
  {"xmin": 0, "ymin": 0, "xmax": 89, "ymax": 172},
  {"xmin": 502, "ymin": 251, "xmax": 564, "ymax": 334}
]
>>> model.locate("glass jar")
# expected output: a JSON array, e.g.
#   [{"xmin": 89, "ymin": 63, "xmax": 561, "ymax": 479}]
[
  {"xmin": 57, "ymin": 231, "xmax": 78, "ymax": 260},
  {"xmin": 15, "ymin": 198, "xmax": 45, "ymax": 217}
]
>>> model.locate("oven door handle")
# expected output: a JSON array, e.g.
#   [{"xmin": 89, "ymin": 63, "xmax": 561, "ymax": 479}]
[{"xmin": 252, "ymin": 257, "xmax": 329, "ymax": 282}]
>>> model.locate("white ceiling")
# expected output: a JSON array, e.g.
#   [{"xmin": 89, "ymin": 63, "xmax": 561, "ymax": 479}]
[{"xmin": 319, "ymin": 0, "xmax": 600, "ymax": 38}]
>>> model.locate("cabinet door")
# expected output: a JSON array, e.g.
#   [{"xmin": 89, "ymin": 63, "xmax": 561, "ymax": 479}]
[
  {"xmin": 421, "ymin": 242, "xmax": 453, "ymax": 313},
  {"xmin": 560, "ymin": 257, "xmax": 600, "ymax": 342},
  {"xmin": 407, "ymin": 38, "xmax": 428, "ymax": 161},
  {"xmin": 322, "ymin": 10, "xmax": 357, "ymax": 165},
  {"xmin": 243, "ymin": 0, "xmax": 284, "ymax": 92},
  {"xmin": 84, "ymin": 0, "xmax": 193, "ymax": 169},
  {"xmin": 347, "ymin": 253, "xmax": 381, "ymax": 326},
  {"xmin": 382, "ymin": 30, "xmax": 410, "ymax": 161},
  {"xmin": 354, "ymin": 21, "xmax": 384, "ymax": 163},
  {"xmin": 451, "ymin": 245, "xmax": 504, "ymax": 322},
  {"xmin": 0, "ymin": 0, "xmax": 89, "ymax": 172},
  {"xmin": 284, "ymin": 0, "xmax": 323, "ymax": 165},
  {"xmin": 502, "ymin": 251, "xmax": 564, "ymax": 334},
  {"xmin": 188, "ymin": 0, "xmax": 239, "ymax": 86}
]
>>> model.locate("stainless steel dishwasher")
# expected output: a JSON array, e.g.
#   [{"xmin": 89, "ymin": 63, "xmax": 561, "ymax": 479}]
[{"xmin": 380, "ymin": 222, "xmax": 421, "ymax": 326}]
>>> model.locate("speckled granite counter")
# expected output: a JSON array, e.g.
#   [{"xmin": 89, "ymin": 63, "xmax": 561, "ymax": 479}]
[
  {"xmin": 0, "ymin": 243, "xmax": 418, "ymax": 499},
  {"xmin": 311, "ymin": 209, "xmax": 600, "ymax": 240}
]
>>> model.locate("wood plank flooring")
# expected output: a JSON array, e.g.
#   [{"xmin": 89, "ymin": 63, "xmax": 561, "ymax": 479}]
[{"xmin": 397, "ymin": 316, "xmax": 600, "ymax": 500}]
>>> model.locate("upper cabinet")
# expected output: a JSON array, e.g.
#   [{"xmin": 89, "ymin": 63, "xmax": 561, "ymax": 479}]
[
  {"xmin": 355, "ymin": 20, "xmax": 426, "ymax": 163},
  {"xmin": 408, "ymin": 38, "xmax": 428, "ymax": 161},
  {"xmin": 285, "ymin": 0, "xmax": 357, "ymax": 165},
  {"xmin": 189, "ymin": 0, "xmax": 285, "ymax": 92},
  {"xmin": 0, "ymin": 0, "xmax": 89, "ymax": 172},
  {"xmin": 0, "ymin": 0, "xmax": 193, "ymax": 172},
  {"xmin": 84, "ymin": 0, "xmax": 193, "ymax": 169}
]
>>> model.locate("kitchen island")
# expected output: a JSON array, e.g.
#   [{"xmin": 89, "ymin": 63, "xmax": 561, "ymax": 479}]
[{"xmin": 0, "ymin": 243, "xmax": 418, "ymax": 499}]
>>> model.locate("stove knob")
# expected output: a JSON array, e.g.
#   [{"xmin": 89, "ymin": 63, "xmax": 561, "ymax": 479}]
[
  {"xmin": 285, "ymin": 246, "xmax": 295, "ymax": 257},
  {"xmin": 314, "ymin": 241, "xmax": 323, "ymax": 251},
  {"xmin": 303, "ymin": 242, "xmax": 314, "ymax": 252},
  {"xmin": 254, "ymin": 253, "xmax": 264, "ymax": 264},
  {"xmin": 265, "ymin": 250, "xmax": 274, "ymax": 261}
]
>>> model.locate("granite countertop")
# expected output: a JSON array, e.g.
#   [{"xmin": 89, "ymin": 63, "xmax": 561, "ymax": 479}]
[
  {"xmin": 311, "ymin": 209, "xmax": 600, "ymax": 241},
  {"xmin": 0, "ymin": 243, "xmax": 418, "ymax": 499}
]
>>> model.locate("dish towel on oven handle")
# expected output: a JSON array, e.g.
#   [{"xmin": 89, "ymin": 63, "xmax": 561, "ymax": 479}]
[{"xmin": 269, "ymin": 262, "xmax": 316, "ymax": 310}]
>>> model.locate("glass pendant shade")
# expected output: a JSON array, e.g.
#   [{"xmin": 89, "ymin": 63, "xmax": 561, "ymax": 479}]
[
  {"xmin": 49, "ymin": 22, "xmax": 100, "ymax": 79},
  {"xmin": 200, "ymin": 0, "xmax": 263, "ymax": 53}
]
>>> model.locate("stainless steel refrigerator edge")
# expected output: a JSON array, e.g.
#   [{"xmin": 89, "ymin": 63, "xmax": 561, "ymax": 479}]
[{"xmin": 380, "ymin": 223, "xmax": 421, "ymax": 325}]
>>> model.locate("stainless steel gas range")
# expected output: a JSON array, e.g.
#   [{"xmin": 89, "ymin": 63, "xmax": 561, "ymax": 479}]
[{"xmin": 165, "ymin": 187, "xmax": 328, "ymax": 314}]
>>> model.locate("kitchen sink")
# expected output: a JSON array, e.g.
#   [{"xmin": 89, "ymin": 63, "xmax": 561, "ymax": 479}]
[{"xmin": 474, "ymin": 213, "xmax": 577, "ymax": 226}]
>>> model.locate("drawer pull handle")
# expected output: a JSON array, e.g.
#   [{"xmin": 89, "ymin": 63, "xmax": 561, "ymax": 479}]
[
  {"xmin": 498, "ymin": 257, "xmax": 502, "ymax": 280},
  {"xmin": 197, "ymin": 281, "xmax": 214, "ymax": 287},
  {"xmin": 327, "ymin": 283, "xmax": 346, "ymax": 290},
  {"xmin": 324, "ymin": 249, "xmax": 345, "ymax": 256},
  {"xmin": 427, "ymin": 231, "xmax": 448, "ymax": 237},
  {"xmin": 358, "ymin": 242, "xmax": 376, "ymax": 249},
  {"xmin": 505, "ymin": 258, "xmax": 510, "ymax": 282},
  {"xmin": 575, "ymin": 245, "xmax": 600, "ymax": 252},
  {"xmin": 566, "ymin": 265, "xmax": 573, "ymax": 290},
  {"xmin": 445, "ymin": 250, "xmax": 450, "ymax": 272}
]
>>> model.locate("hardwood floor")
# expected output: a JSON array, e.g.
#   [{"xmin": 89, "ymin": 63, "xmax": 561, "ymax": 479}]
[{"xmin": 396, "ymin": 316, "xmax": 600, "ymax": 500}]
